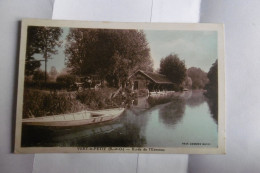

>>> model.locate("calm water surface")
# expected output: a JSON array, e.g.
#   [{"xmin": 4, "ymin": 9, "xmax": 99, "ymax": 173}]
[{"xmin": 22, "ymin": 90, "xmax": 218, "ymax": 148}]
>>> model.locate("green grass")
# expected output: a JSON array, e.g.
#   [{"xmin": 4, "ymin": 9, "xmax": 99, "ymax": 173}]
[
  {"xmin": 22, "ymin": 87, "xmax": 131, "ymax": 118},
  {"xmin": 23, "ymin": 89, "xmax": 87, "ymax": 118}
]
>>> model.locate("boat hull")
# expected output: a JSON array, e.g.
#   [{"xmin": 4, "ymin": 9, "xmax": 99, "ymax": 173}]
[{"xmin": 22, "ymin": 108, "xmax": 125, "ymax": 127}]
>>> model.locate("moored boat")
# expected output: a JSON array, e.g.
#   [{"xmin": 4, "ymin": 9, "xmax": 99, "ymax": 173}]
[{"xmin": 22, "ymin": 108, "xmax": 125, "ymax": 127}]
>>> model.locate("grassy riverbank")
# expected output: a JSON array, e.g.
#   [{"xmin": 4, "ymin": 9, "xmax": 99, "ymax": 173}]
[
  {"xmin": 23, "ymin": 89, "xmax": 86, "ymax": 118},
  {"xmin": 23, "ymin": 87, "xmax": 134, "ymax": 118}
]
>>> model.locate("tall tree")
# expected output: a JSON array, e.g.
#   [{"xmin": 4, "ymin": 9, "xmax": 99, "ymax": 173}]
[
  {"xmin": 26, "ymin": 26, "xmax": 63, "ymax": 82},
  {"xmin": 205, "ymin": 60, "xmax": 218, "ymax": 97},
  {"xmin": 65, "ymin": 28, "xmax": 152, "ymax": 87},
  {"xmin": 187, "ymin": 67, "xmax": 209, "ymax": 89},
  {"xmin": 159, "ymin": 54, "xmax": 186, "ymax": 87},
  {"xmin": 25, "ymin": 27, "xmax": 42, "ymax": 76},
  {"xmin": 205, "ymin": 60, "xmax": 218, "ymax": 123}
]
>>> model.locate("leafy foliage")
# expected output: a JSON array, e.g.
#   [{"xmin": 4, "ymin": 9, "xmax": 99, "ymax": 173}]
[
  {"xmin": 25, "ymin": 81, "xmax": 65, "ymax": 90},
  {"xmin": 56, "ymin": 74, "xmax": 76, "ymax": 89},
  {"xmin": 25, "ymin": 56, "xmax": 41, "ymax": 76},
  {"xmin": 32, "ymin": 70, "xmax": 47, "ymax": 81},
  {"xmin": 65, "ymin": 29, "xmax": 153, "ymax": 87},
  {"xmin": 187, "ymin": 67, "xmax": 209, "ymax": 89},
  {"xmin": 76, "ymin": 88, "xmax": 122, "ymax": 110},
  {"xmin": 182, "ymin": 76, "xmax": 192, "ymax": 89},
  {"xmin": 23, "ymin": 90, "xmax": 87, "ymax": 118},
  {"xmin": 159, "ymin": 54, "xmax": 186, "ymax": 87},
  {"xmin": 204, "ymin": 60, "xmax": 218, "ymax": 123},
  {"xmin": 25, "ymin": 26, "xmax": 63, "ymax": 78},
  {"xmin": 205, "ymin": 60, "xmax": 218, "ymax": 98}
]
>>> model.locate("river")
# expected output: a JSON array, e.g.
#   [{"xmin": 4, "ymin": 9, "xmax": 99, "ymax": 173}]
[{"xmin": 22, "ymin": 90, "xmax": 218, "ymax": 148}]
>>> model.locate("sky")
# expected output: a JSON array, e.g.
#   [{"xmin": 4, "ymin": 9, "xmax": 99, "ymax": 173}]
[
  {"xmin": 36, "ymin": 28, "xmax": 217, "ymax": 73},
  {"xmin": 35, "ymin": 27, "xmax": 70, "ymax": 73},
  {"xmin": 144, "ymin": 30, "xmax": 218, "ymax": 72}
]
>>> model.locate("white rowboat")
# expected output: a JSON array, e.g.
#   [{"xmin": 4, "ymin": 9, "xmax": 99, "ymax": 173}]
[{"xmin": 22, "ymin": 108, "xmax": 125, "ymax": 127}]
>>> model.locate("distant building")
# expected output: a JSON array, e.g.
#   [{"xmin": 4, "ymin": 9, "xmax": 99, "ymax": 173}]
[{"xmin": 128, "ymin": 70, "xmax": 174, "ymax": 92}]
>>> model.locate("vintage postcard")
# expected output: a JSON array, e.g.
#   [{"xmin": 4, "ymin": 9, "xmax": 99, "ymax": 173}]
[{"xmin": 15, "ymin": 19, "xmax": 225, "ymax": 154}]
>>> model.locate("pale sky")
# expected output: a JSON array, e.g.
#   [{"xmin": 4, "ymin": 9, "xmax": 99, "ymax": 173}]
[
  {"xmin": 144, "ymin": 30, "xmax": 218, "ymax": 72},
  {"xmin": 36, "ymin": 27, "xmax": 69, "ymax": 73},
  {"xmin": 36, "ymin": 28, "xmax": 217, "ymax": 73}
]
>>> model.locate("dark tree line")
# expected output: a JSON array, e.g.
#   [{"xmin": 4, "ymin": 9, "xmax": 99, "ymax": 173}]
[
  {"xmin": 205, "ymin": 60, "xmax": 218, "ymax": 98},
  {"xmin": 65, "ymin": 28, "xmax": 153, "ymax": 88},
  {"xmin": 204, "ymin": 60, "xmax": 218, "ymax": 123}
]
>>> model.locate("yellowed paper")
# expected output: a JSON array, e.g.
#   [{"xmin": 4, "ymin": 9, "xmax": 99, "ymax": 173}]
[{"xmin": 15, "ymin": 19, "xmax": 225, "ymax": 154}]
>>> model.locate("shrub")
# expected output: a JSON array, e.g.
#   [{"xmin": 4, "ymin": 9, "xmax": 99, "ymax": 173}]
[
  {"xmin": 56, "ymin": 74, "xmax": 76, "ymax": 89},
  {"xmin": 76, "ymin": 90, "xmax": 111, "ymax": 110},
  {"xmin": 24, "ymin": 81, "xmax": 65, "ymax": 90},
  {"xmin": 76, "ymin": 88, "xmax": 130, "ymax": 110},
  {"xmin": 32, "ymin": 70, "xmax": 48, "ymax": 81},
  {"xmin": 23, "ymin": 89, "xmax": 86, "ymax": 118}
]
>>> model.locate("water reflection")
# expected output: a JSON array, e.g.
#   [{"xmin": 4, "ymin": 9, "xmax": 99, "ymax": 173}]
[
  {"xmin": 70, "ymin": 111, "xmax": 148, "ymax": 147},
  {"xmin": 158, "ymin": 98, "xmax": 185, "ymax": 127},
  {"xmin": 71, "ymin": 123, "xmax": 146, "ymax": 147},
  {"xmin": 206, "ymin": 97, "xmax": 218, "ymax": 123},
  {"xmin": 22, "ymin": 110, "xmax": 147, "ymax": 147},
  {"xmin": 22, "ymin": 90, "xmax": 218, "ymax": 148},
  {"xmin": 186, "ymin": 90, "xmax": 206, "ymax": 107}
]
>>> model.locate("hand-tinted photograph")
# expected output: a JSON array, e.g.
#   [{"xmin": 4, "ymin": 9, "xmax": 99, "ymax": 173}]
[{"xmin": 15, "ymin": 19, "xmax": 225, "ymax": 154}]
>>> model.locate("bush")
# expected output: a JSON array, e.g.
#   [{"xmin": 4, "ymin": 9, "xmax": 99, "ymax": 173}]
[
  {"xmin": 76, "ymin": 87, "xmax": 131, "ymax": 110},
  {"xmin": 187, "ymin": 67, "xmax": 209, "ymax": 89},
  {"xmin": 76, "ymin": 90, "xmax": 115, "ymax": 110},
  {"xmin": 24, "ymin": 81, "xmax": 65, "ymax": 90},
  {"xmin": 23, "ymin": 89, "xmax": 87, "ymax": 118},
  {"xmin": 56, "ymin": 74, "xmax": 76, "ymax": 90},
  {"xmin": 204, "ymin": 60, "xmax": 218, "ymax": 98},
  {"xmin": 33, "ymin": 70, "xmax": 48, "ymax": 81}
]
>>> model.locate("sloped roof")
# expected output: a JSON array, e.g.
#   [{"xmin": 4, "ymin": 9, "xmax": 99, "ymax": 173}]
[{"xmin": 130, "ymin": 70, "xmax": 173, "ymax": 84}]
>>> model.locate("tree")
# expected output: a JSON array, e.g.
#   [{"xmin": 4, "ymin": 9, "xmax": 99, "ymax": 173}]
[
  {"xmin": 25, "ymin": 27, "xmax": 42, "ymax": 76},
  {"xmin": 187, "ymin": 67, "xmax": 209, "ymax": 89},
  {"xmin": 182, "ymin": 76, "xmax": 192, "ymax": 89},
  {"xmin": 205, "ymin": 60, "xmax": 218, "ymax": 97},
  {"xmin": 26, "ymin": 26, "xmax": 63, "ymax": 82},
  {"xmin": 56, "ymin": 74, "xmax": 76, "ymax": 89},
  {"xmin": 32, "ymin": 70, "xmax": 47, "ymax": 82},
  {"xmin": 159, "ymin": 54, "xmax": 186, "ymax": 87},
  {"xmin": 65, "ymin": 29, "xmax": 152, "ymax": 87},
  {"xmin": 205, "ymin": 60, "xmax": 218, "ymax": 123}
]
